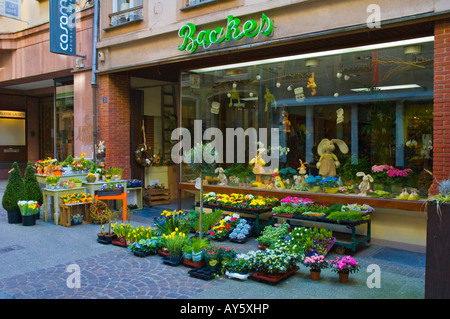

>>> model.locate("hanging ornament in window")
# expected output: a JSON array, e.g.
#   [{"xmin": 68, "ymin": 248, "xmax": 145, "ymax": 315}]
[
  {"xmin": 264, "ymin": 88, "xmax": 277, "ymax": 111},
  {"xmin": 228, "ymin": 83, "xmax": 241, "ymax": 107},
  {"xmin": 336, "ymin": 108, "xmax": 344, "ymax": 124},
  {"xmin": 211, "ymin": 101, "xmax": 220, "ymax": 114},
  {"xmin": 294, "ymin": 87, "xmax": 305, "ymax": 102},
  {"xmin": 307, "ymin": 72, "xmax": 317, "ymax": 96}
]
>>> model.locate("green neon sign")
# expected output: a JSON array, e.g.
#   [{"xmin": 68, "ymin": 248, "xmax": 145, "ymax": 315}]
[{"xmin": 178, "ymin": 13, "xmax": 273, "ymax": 54}]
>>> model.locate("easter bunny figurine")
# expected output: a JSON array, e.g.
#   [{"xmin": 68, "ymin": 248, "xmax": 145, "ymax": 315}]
[{"xmin": 316, "ymin": 138, "xmax": 349, "ymax": 177}]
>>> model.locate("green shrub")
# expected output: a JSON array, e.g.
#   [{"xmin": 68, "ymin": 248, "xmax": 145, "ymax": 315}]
[
  {"xmin": 23, "ymin": 162, "xmax": 43, "ymax": 205},
  {"xmin": 1, "ymin": 162, "xmax": 24, "ymax": 211}
]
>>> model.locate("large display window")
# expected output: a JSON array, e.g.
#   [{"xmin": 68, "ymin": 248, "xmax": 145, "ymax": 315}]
[{"xmin": 179, "ymin": 37, "xmax": 434, "ymax": 199}]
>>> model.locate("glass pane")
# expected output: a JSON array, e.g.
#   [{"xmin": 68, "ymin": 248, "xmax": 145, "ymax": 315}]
[
  {"xmin": 180, "ymin": 38, "xmax": 434, "ymax": 197},
  {"xmin": 55, "ymin": 78, "xmax": 74, "ymax": 162}
]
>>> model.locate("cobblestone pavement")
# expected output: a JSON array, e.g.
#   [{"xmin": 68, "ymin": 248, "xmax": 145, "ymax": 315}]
[{"xmin": 0, "ymin": 181, "xmax": 425, "ymax": 300}]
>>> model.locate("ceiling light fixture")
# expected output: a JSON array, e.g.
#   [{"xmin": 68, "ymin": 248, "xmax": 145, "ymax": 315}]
[{"xmin": 351, "ymin": 84, "xmax": 421, "ymax": 92}]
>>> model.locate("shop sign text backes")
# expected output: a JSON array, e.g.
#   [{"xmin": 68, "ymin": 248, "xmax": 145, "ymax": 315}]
[
  {"xmin": 178, "ymin": 13, "xmax": 273, "ymax": 54},
  {"xmin": 49, "ymin": 0, "xmax": 77, "ymax": 56}
]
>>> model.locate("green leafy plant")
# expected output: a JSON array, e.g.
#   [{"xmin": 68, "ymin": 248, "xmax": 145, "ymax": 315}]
[
  {"xmin": 23, "ymin": 162, "xmax": 43, "ymax": 205},
  {"xmin": 191, "ymin": 236, "xmax": 210, "ymax": 253},
  {"xmin": 45, "ymin": 175, "xmax": 60, "ymax": 185},
  {"xmin": 2, "ymin": 162, "xmax": 24, "ymax": 212},
  {"xmin": 342, "ymin": 157, "xmax": 370, "ymax": 184},
  {"xmin": 109, "ymin": 167, "xmax": 123, "ymax": 176},
  {"xmin": 257, "ymin": 223, "xmax": 290, "ymax": 247}
]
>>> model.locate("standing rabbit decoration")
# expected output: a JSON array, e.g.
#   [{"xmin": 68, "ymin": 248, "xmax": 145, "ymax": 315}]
[
  {"xmin": 316, "ymin": 138, "xmax": 349, "ymax": 177},
  {"xmin": 356, "ymin": 172, "xmax": 374, "ymax": 196}
]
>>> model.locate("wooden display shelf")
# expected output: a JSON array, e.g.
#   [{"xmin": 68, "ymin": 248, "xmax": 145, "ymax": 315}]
[
  {"xmin": 59, "ymin": 202, "xmax": 92, "ymax": 227},
  {"xmin": 143, "ymin": 188, "xmax": 171, "ymax": 206},
  {"xmin": 179, "ymin": 182, "xmax": 425, "ymax": 211}
]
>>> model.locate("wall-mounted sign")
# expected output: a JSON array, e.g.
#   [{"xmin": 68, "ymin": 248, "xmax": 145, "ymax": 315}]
[
  {"xmin": 0, "ymin": 110, "xmax": 25, "ymax": 118},
  {"xmin": 0, "ymin": 0, "xmax": 21, "ymax": 21},
  {"xmin": 178, "ymin": 13, "xmax": 273, "ymax": 54},
  {"xmin": 49, "ymin": 0, "xmax": 77, "ymax": 56}
]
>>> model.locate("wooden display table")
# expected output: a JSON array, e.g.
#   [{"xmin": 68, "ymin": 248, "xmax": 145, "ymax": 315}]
[
  {"xmin": 59, "ymin": 202, "xmax": 92, "ymax": 227},
  {"xmin": 36, "ymin": 173, "xmax": 87, "ymax": 186},
  {"xmin": 95, "ymin": 190, "xmax": 128, "ymax": 222},
  {"xmin": 269, "ymin": 213, "xmax": 371, "ymax": 253},
  {"xmin": 42, "ymin": 187, "xmax": 87, "ymax": 223}
]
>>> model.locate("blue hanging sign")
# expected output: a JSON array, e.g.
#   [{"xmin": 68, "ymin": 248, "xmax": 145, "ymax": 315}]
[{"xmin": 49, "ymin": 0, "xmax": 77, "ymax": 56}]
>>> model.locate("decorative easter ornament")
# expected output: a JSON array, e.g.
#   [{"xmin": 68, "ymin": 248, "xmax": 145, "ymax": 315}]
[
  {"xmin": 264, "ymin": 88, "xmax": 277, "ymax": 111},
  {"xmin": 282, "ymin": 111, "xmax": 291, "ymax": 133},
  {"xmin": 307, "ymin": 72, "xmax": 317, "ymax": 96},
  {"xmin": 316, "ymin": 138, "xmax": 349, "ymax": 177},
  {"xmin": 294, "ymin": 87, "xmax": 305, "ymax": 102}
]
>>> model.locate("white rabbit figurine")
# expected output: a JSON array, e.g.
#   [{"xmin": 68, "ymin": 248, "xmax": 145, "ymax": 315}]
[
  {"xmin": 215, "ymin": 167, "xmax": 228, "ymax": 185},
  {"xmin": 356, "ymin": 172, "xmax": 373, "ymax": 196}
]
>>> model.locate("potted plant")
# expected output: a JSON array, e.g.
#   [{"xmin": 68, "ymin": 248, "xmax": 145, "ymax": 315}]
[
  {"xmin": 161, "ymin": 228, "xmax": 190, "ymax": 265},
  {"xmin": 22, "ymin": 162, "xmax": 43, "ymax": 213},
  {"xmin": 18, "ymin": 200, "xmax": 40, "ymax": 226},
  {"xmin": 223, "ymin": 252, "xmax": 256, "ymax": 280},
  {"xmin": 90, "ymin": 200, "xmax": 118, "ymax": 244},
  {"xmin": 251, "ymin": 246, "xmax": 299, "ymax": 283},
  {"xmin": 303, "ymin": 253, "xmax": 329, "ymax": 280},
  {"xmin": 69, "ymin": 178, "xmax": 83, "ymax": 188},
  {"xmin": 191, "ymin": 236, "xmax": 210, "ymax": 262},
  {"xmin": 86, "ymin": 173, "xmax": 96, "ymax": 183},
  {"xmin": 109, "ymin": 167, "xmax": 123, "ymax": 180},
  {"xmin": 329, "ymin": 255, "xmax": 360, "ymax": 283},
  {"xmin": 2, "ymin": 162, "xmax": 24, "ymax": 224},
  {"xmin": 320, "ymin": 176, "xmax": 339, "ymax": 193},
  {"xmin": 229, "ymin": 219, "xmax": 252, "ymax": 243},
  {"xmin": 303, "ymin": 175, "xmax": 322, "ymax": 193},
  {"xmin": 182, "ymin": 244, "xmax": 193, "ymax": 260},
  {"xmin": 256, "ymin": 223, "xmax": 289, "ymax": 249},
  {"xmin": 45, "ymin": 175, "xmax": 60, "ymax": 189},
  {"xmin": 128, "ymin": 237, "xmax": 162, "ymax": 257}
]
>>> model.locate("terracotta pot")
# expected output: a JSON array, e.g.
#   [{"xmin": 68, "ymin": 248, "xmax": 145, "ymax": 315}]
[
  {"xmin": 310, "ymin": 270, "xmax": 321, "ymax": 280},
  {"xmin": 338, "ymin": 271, "xmax": 349, "ymax": 283}
]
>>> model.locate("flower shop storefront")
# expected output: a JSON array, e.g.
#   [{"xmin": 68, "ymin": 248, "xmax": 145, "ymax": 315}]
[{"xmin": 178, "ymin": 35, "xmax": 435, "ymax": 251}]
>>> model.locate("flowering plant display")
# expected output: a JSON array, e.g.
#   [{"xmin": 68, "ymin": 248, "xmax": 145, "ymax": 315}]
[
  {"xmin": 162, "ymin": 228, "xmax": 190, "ymax": 258},
  {"xmin": 111, "ymin": 222, "xmax": 134, "ymax": 238},
  {"xmin": 202, "ymin": 244, "xmax": 236, "ymax": 269},
  {"xmin": 154, "ymin": 210, "xmax": 190, "ymax": 235},
  {"xmin": 123, "ymin": 225, "xmax": 155, "ymax": 243},
  {"xmin": 17, "ymin": 200, "xmax": 40, "ymax": 216},
  {"xmin": 303, "ymin": 175, "xmax": 322, "ymax": 187},
  {"xmin": 70, "ymin": 214, "xmax": 83, "ymax": 225},
  {"xmin": 329, "ymin": 255, "xmax": 360, "ymax": 274},
  {"xmin": 202, "ymin": 192, "xmax": 279, "ymax": 210},
  {"xmin": 252, "ymin": 245, "xmax": 299, "ymax": 275},
  {"xmin": 229, "ymin": 219, "xmax": 252, "ymax": 241},
  {"xmin": 371, "ymin": 164, "xmax": 390, "ymax": 183},
  {"xmin": 222, "ymin": 251, "xmax": 257, "ymax": 274},
  {"xmin": 386, "ymin": 166, "xmax": 413, "ymax": 185},
  {"xmin": 320, "ymin": 176, "xmax": 339, "ymax": 188},
  {"xmin": 45, "ymin": 175, "xmax": 60, "ymax": 186},
  {"xmin": 303, "ymin": 253, "xmax": 329, "ymax": 271},
  {"xmin": 257, "ymin": 223, "xmax": 290, "ymax": 247},
  {"xmin": 60, "ymin": 193, "xmax": 92, "ymax": 204},
  {"xmin": 280, "ymin": 196, "xmax": 314, "ymax": 207},
  {"xmin": 341, "ymin": 203, "xmax": 374, "ymax": 214},
  {"xmin": 128, "ymin": 237, "xmax": 162, "ymax": 255},
  {"xmin": 208, "ymin": 213, "xmax": 240, "ymax": 240}
]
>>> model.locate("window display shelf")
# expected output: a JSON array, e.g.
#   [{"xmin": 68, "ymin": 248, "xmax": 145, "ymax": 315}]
[{"xmin": 179, "ymin": 182, "xmax": 425, "ymax": 212}]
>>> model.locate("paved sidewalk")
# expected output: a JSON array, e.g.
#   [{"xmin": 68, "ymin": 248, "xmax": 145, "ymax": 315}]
[{"xmin": 0, "ymin": 180, "xmax": 425, "ymax": 299}]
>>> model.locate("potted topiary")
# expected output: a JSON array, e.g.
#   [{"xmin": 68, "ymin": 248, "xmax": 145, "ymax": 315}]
[
  {"xmin": 22, "ymin": 162, "xmax": 43, "ymax": 219},
  {"xmin": 2, "ymin": 162, "xmax": 24, "ymax": 224}
]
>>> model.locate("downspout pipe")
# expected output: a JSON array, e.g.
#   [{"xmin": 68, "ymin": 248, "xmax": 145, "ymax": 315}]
[{"xmin": 91, "ymin": 0, "xmax": 99, "ymax": 162}]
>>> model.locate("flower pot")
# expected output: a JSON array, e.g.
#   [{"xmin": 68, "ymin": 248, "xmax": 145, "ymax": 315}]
[
  {"xmin": 310, "ymin": 270, "xmax": 321, "ymax": 280},
  {"xmin": 183, "ymin": 251, "xmax": 192, "ymax": 260},
  {"xmin": 192, "ymin": 251, "xmax": 203, "ymax": 262},
  {"xmin": 307, "ymin": 186, "xmax": 320, "ymax": 193},
  {"xmin": 22, "ymin": 214, "xmax": 36, "ymax": 226},
  {"xmin": 324, "ymin": 187, "xmax": 339, "ymax": 194},
  {"xmin": 86, "ymin": 175, "xmax": 96, "ymax": 183},
  {"xmin": 7, "ymin": 209, "xmax": 22, "ymax": 224},
  {"xmin": 338, "ymin": 271, "xmax": 349, "ymax": 283}
]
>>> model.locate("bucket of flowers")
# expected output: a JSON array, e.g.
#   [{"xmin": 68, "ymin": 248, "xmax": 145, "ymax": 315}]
[
  {"xmin": 303, "ymin": 253, "xmax": 329, "ymax": 280},
  {"xmin": 329, "ymin": 255, "xmax": 360, "ymax": 283}
]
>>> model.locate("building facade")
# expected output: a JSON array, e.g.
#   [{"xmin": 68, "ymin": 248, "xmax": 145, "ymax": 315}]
[
  {"xmin": 93, "ymin": 0, "xmax": 450, "ymax": 251},
  {"xmin": 0, "ymin": 0, "xmax": 94, "ymax": 178}
]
